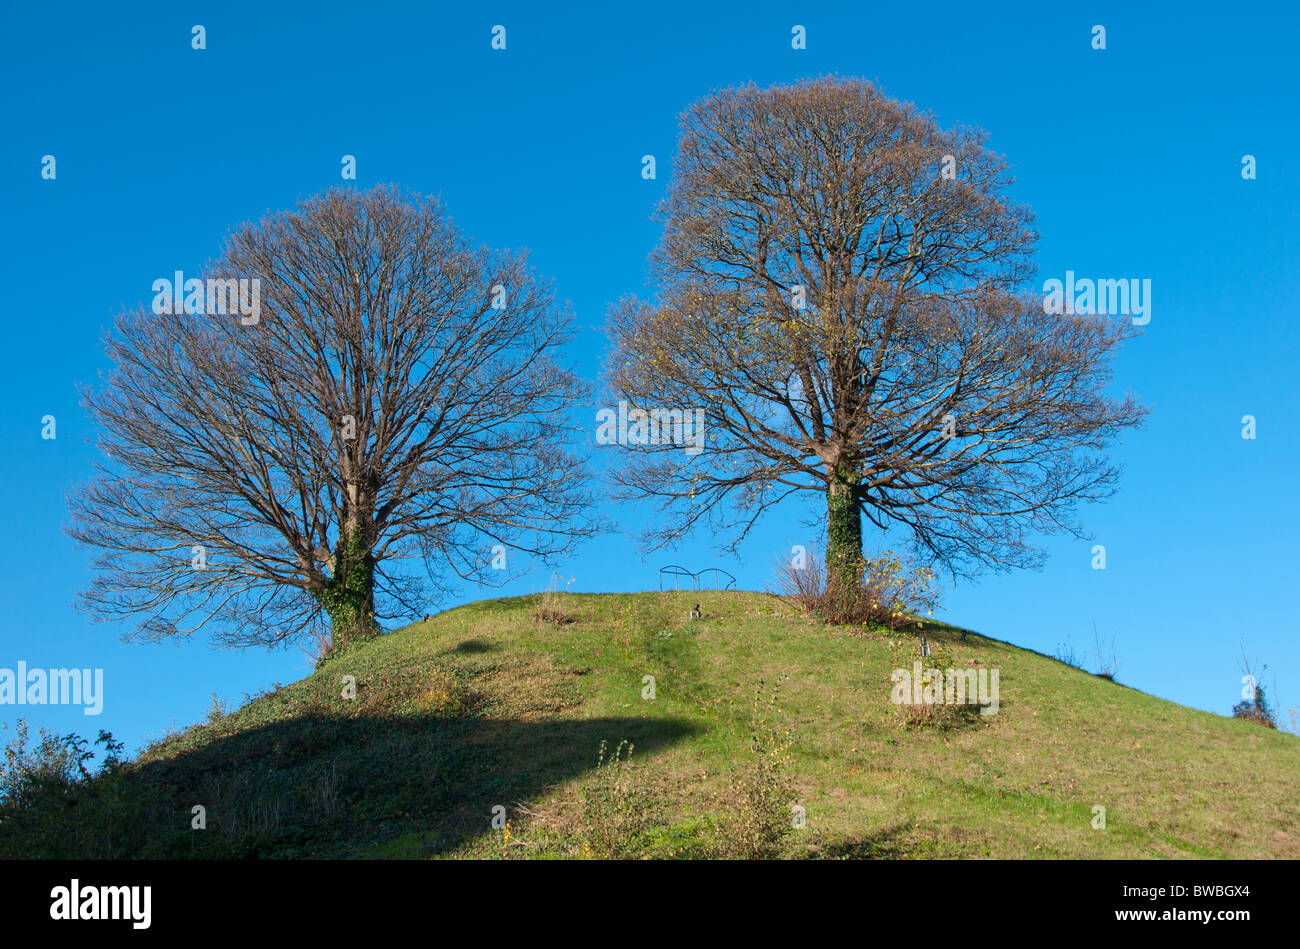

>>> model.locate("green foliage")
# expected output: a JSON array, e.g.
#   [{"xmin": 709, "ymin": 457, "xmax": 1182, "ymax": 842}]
[
  {"xmin": 206, "ymin": 692, "xmax": 231, "ymax": 723},
  {"xmin": 1233, "ymin": 683, "xmax": 1278, "ymax": 729},
  {"xmin": 315, "ymin": 523, "xmax": 378, "ymax": 653},
  {"xmin": 0, "ymin": 719, "xmax": 133, "ymax": 858}
]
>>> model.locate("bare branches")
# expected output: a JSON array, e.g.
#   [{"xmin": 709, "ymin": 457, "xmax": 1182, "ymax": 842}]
[
  {"xmin": 606, "ymin": 78, "xmax": 1147, "ymax": 576},
  {"xmin": 69, "ymin": 186, "xmax": 601, "ymax": 648}
]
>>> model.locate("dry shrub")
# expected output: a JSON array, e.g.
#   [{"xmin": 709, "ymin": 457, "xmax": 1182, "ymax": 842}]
[
  {"xmin": 533, "ymin": 572, "xmax": 576, "ymax": 625},
  {"xmin": 773, "ymin": 550, "xmax": 828, "ymax": 613},
  {"xmin": 774, "ymin": 550, "xmax": 939, "ymax": 629},
  {"xmin": 887, "ymin": 638, "xmax": 986, "ymax": 730}
]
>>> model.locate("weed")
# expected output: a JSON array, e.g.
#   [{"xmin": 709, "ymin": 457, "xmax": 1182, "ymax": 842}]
[
  {"xmin": 711, "ymin": 677, "xmax": 795, "ymax": 858},
  {"xmin": 580, "ymin": 739, "xmax": 659, "ymax": 857},
  {"xmin": 534, "ymin": 572, "xmax": 577, "ymax": 625}
]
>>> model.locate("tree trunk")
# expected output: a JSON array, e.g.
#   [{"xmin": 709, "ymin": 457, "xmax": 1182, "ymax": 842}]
[
  {"xmin": 316, "ymin": 522, "xmax": 378, "ymax": 655},
  {"xmin": 826, "ymin": 466, "xmax": 863, "ymax": 595}
]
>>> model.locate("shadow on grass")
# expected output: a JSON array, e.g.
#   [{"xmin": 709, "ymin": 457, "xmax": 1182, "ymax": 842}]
[
  {"xmin": 0, "ymin": 712, "xmax": 697, "ymax": 860},
  {"xmin": 440, "ymin": 637, "xmax": 499, "ymax": 655},
  {"xmin": 817, "ymin": 822, "xmax": 916, "ymax": 859}
]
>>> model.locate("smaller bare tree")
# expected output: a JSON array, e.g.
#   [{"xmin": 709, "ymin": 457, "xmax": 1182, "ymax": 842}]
[{"xmin": 69, "ymin": 186, "xmax": 600, "ymax": 653}]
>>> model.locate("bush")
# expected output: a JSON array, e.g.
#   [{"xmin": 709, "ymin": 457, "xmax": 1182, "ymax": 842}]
[
  {"xmin": 0, "ymin": 719, "xmax": 132, "ymax": 858},
  {"xmin": 774, "ymin": 549, "xmax": 939, "ymax": 630},
  {"xmin": 887, "ymin": 639, "xmax": 986, "ymax": 730},
  {"xmin": 533, "ymin": 572, "xmax": 576, "ymax": 625},
  {"xmin": 1093, "ymin": 628, "xmax": 1120, "ymax": 681},
  {"xmin": 1233, "ymin": 643, "xmax": 1278, "ymax": 729},
  {"xmin": 0, "ymin": 719, "xmax": 124, "ymax": 808},
  {"xmin": 1232, "ymin": 683, "xmax": 1278, "ymax": 729}
]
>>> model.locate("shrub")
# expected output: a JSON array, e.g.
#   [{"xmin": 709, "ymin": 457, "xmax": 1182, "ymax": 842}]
[
  {"xmin": 0, "ymin": 720, "xmax": 132, "ymax": 858},
  {"xmin": 533, "ymin": 572, "xmax": 576, "ymax": 625},
  {"xmin": 1233, "ymin": 642, "xmax": 1278, "ymax": 729},
  {"xmin": 774, "ymin": 549, "xmax": 939, "ymax": 630},
  {"xmin": 860, "ymin": 552, "xmax": 939, "ymax": 629},
  {"xmin": 772, "ymin": 551, "xmax": 827, "ymax": 613},
  {"xmin": 1232, "ymin": 683, "xmax": 1278, "ymax": 729},
  {"xmin": 887, "ymin": 639, "xmax": 985, "ymax": 730},
  {"xmin": 0, "ymin": 719, "xmax": 123, "ymax": 808},
  {"xmin": 1093, "ymin": 627, "xmax": 1119, "ymax": 680}
]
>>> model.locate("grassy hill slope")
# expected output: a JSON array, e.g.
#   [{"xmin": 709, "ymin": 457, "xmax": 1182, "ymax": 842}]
[{"xmin": 9, "ymin": 591, "xmax": 1298, "ymax": 858}]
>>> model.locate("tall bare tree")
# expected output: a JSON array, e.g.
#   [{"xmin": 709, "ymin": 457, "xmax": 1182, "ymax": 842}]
[
  {"xmin": 606, "ymin": 78, "xmax": 1147, "ymax": 590},
  {"xmin": 70, "ymin": 186, "xmax": 599, "ymax": 653}
]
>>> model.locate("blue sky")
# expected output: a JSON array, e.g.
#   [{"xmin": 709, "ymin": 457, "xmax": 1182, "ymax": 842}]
[{"xmin": 2, "ymin": 0, "xmax": 1298, "ymax": 755}]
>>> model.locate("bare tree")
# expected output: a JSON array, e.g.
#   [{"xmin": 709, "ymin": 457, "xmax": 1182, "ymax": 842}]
[
  {"xmin": 605, "ymin": 78, "xmax": 1148, "ymax": 590},
  {"xmin": 70, "ymin": 185, "xmax": 600, "ymax": 653}
]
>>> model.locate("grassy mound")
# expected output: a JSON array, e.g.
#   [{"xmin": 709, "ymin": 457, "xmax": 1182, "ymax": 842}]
[{"xmin": 4, "ymin": 591, "xmax": 1297, "ymax": 858}]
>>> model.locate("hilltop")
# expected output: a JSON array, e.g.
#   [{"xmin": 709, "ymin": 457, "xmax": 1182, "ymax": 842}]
[{"xmin": 5, "ymin": 591, "xmax": 1297, "ymax": 859}]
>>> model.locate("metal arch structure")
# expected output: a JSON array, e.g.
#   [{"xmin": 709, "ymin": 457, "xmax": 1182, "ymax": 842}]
[
  {"xmin": 693, "ymin": 567, "xmax": 737, "ymax": 591},
  {"xmin": 658, "ymin": 565, "xmax": 696, "ymax": 591},
  {"xmin": 658, "ymin": 565, "xmax": 738, "ymax": 592}
]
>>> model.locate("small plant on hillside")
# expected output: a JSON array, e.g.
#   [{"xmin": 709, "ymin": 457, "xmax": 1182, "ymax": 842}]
[
  {"xmin": 500, "ymin": 818, "xmax": 513, "ymax": 858},
  {"xmin": 580, "ymin": 739, "xmax": 659, "ymax": 857},
  {"xmin": 1054, "ymin": 636, "xmax": 1085, "ymax": 670},
  {"xmin": 1233, "ymin": 642, "xmax": 1278, "ymax": 729},
  {"xmin": 1093, "ymin": 625, "xmax": 1120, "ymax": 681},
  {"xmin": 712, "ymin": 677, "xmax": 795, "ymax": 858},
  {"xmin": 1232, "ymin": 683, "xmax": 1278, "ymax": 729},
  {"xmin": 883, "ymin": 637, "xmax": 993, "ymax": 733},
  {"xmin": 413, "ymin": 668, "xmax": 468, "ymax": 716},
  {"xmin": 534, "ymin": 572, "xmax": 577, "ymax": 625},
  {"xmin": 772, "ymin": 550, "xmax": 827, "ymax": 613},
  {"xmin": 888, "ymin": 639, "xmax": 988, "ymax": 730},
  {"xmin": 205, "ymin": 692, "xmax": 232, "ymax": 723}
]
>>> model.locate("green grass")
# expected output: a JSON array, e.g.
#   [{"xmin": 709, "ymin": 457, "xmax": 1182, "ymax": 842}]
[{"xmin": 6, "ymin": 590, "xmax": 1297, "ymax": 859}]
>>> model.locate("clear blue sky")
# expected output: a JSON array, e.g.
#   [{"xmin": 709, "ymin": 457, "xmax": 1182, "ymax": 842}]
[{"xmin": 3, "ymin": 1, "xmax": 1297, "ymax": 755}]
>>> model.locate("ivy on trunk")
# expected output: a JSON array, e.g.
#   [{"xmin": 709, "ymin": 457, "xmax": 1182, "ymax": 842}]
[
  {"xmin": 826, "ymin": 465, "xmax": 863, "ymax": 594},
  {"xmin": 315, "ymin": 523, "xmax": 378, "ymax": 655}
]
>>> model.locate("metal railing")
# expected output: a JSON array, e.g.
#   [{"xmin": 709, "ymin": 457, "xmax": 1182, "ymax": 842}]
[{"xmin": 658, "ymin": 565, "xmax": 738, "ymax": 592}]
